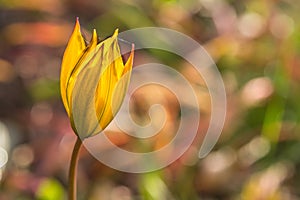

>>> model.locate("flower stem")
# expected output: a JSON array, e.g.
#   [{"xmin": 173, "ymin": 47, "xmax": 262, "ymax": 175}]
[{"xmin": 68, "ymin": 136, "xmax": 82, "ymax": 200}]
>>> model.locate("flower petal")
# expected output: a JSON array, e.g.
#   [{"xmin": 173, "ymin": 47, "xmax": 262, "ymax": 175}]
[
  {"xmin": 66, "ymin": 29, "xmax": 98, "ymax": 113},
  {"xmin": 111, "ymin": 44, "xmax": 134, "ymax": 116},
  {"xmin": 60, "ymin": 18, "xmax": 86, "ymax": 116},
  {"xmin": 70, "ymin": 43, "xmax": 105, "ymax": 138},
  {"xmin": 123, "ymin": 44, "xmax": 134, "ymax": 75},
  {"xmin": 94, "ymin": 31, "xmax": 133, "ymax": 135}
]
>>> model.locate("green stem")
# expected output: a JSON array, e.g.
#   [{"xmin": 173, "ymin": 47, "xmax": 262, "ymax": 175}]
[{"xmin": 68, "ymin": 137, "xmax": 82, "ymax": 200}]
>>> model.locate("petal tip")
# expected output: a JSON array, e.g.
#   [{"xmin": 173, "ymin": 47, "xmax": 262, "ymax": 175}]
[
  {"xmin": 92, "ymin": 29, "xmax": 97, "ymax": 39},
  {"xmin": 112, "ymin": 29, "xmax": 119, "ymax": 38},
  {"xmin": 74, "ymin": 17, "xmax": 81, "ymax": 32},
  {"xmin": 75, "ymin": 17, "xmax": 80, "ymax": 26},
  {"xmin": 90, "ymin": 28, "xmax": 98, "ymax": 46}
]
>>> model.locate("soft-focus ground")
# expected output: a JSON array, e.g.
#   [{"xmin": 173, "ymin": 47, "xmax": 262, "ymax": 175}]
[{"xmin": 1, "ymin": 0, "xmax": 300, "ymax": 199}]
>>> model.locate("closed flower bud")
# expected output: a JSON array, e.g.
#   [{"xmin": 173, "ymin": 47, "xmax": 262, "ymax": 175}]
[{"xmin": 60, "ymin": 18, "xmax": 134, "ymax": 138}]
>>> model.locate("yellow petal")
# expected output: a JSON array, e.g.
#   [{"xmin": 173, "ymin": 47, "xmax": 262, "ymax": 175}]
[
  {"xmin": 60, "ymin": 18, "xmax": 86, "ymax": 116},
  {"xmin": 94, "ymin": 33, "xmax": 126, "ymax": 134},
  {"xmin": 111, "ymin": 44, "xmax": 134, "ymax": 115},
  {"xmin": 123, "ymin": 44, "xmax": 134, "ymax": 75},
  {"xmin": 70, "ymin": 43, "xmax": 105, "ymax": 138},
  {"xmin": 66, "ymin": 28, "xmax": 98, "ymax": 113}
]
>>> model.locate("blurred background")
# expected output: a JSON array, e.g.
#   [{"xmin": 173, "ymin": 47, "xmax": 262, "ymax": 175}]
[{"xmin": 1, "ymin": 0, "xmax": 300, "ymax": 199}]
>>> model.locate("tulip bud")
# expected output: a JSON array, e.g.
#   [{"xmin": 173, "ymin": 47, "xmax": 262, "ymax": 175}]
[{"xmin": 60, "ymin": 18, "xmax": 134, "ymax": 138}]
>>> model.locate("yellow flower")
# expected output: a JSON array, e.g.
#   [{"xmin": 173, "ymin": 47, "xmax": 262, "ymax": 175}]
[{"xmin": 60, "ymin": 18, "xmax": 134, "ymax": 138}]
